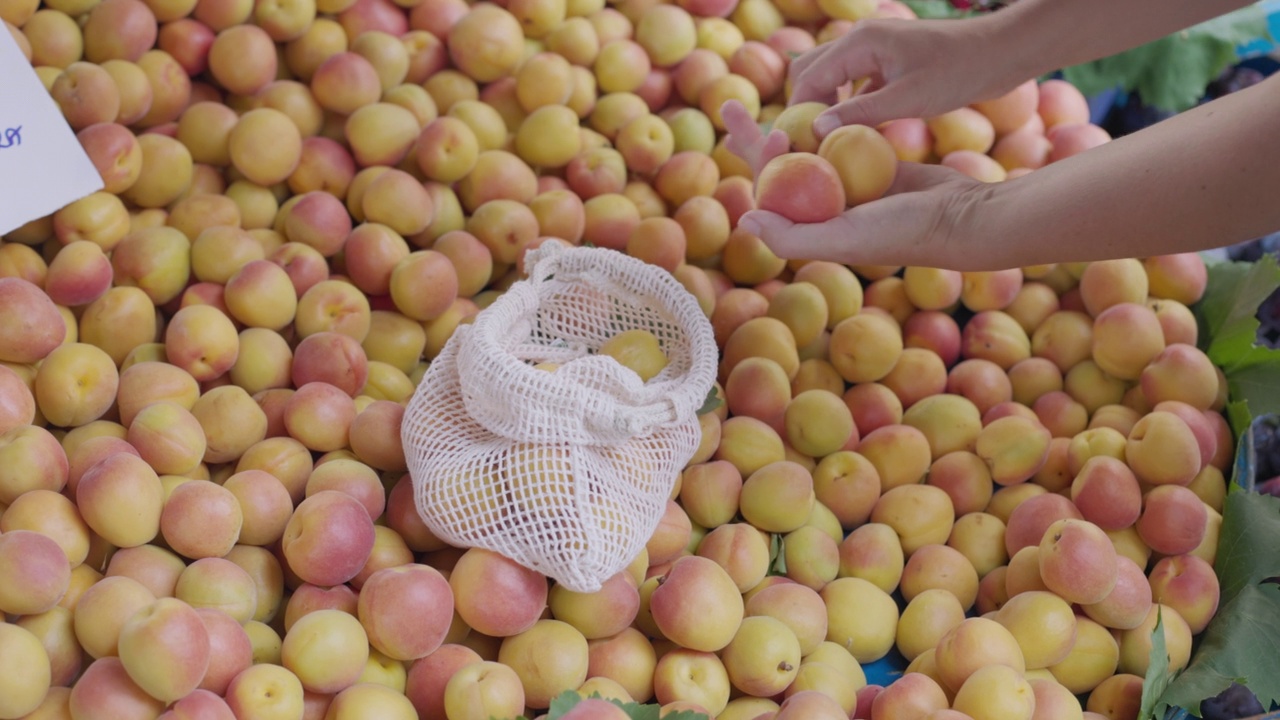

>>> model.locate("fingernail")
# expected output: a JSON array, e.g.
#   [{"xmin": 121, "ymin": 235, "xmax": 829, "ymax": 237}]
[
  {"xmin": 739, "ymin": 218, "xmax": 761, "ymax": 236},
  {"xmin": 813, "ymin": 114, "xmax": 840, "ymax": 137}
]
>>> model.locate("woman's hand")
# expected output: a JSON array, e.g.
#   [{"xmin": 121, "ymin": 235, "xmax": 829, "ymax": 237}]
[
  {"xmin": 788, "ymin": 15, "xmax": 1024, "ymax": 139},
  {"xmin": 737, "ymin": 72, "xmax": 1280, "ymax": 272},
  {"xmin": 736, "ymin": 161, "xmax": 990, "ymax": 270},
  {"xmin": 722, "ymin": 98, "xmax": 989, "ymax": 270},
  {"xmin": 788, "ymin": 0, "xmax": 1261, "ymax": 141}
]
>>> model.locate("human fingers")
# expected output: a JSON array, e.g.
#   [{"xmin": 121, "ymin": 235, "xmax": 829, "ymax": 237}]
[
  {"xmin": 740, "ymin": 177, "xmax": 956, "ymax": 267},
  {"xmin": 756, "ymin": 129, "xmax": 790, "ymax": 175},
  {"xmin": 811, "ymin": 82, "xmax": 921, "ymax": 138},
  {"xmin": 737, "ymin": 209, "xmax": 862, "ymax": 264},
  {"xmin": 788, "ymin": 30, "xmax": 882, "ymax": 108},
  {"xmin": 785, "ymin": 42, "xmax": 834, "ymax": 101},
  {"xmin": 722, "ymin": 100, "xmax": 763, "ymax": 159},
  {"xmin": 722, "ymin": 99, "xmax": 761, "ymax": 144}
]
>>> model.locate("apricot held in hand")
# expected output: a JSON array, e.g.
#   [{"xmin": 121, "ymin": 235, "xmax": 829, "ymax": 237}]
[{"xmin": 753, "ymin": 152, "xmax": 846, "ymax": 224}]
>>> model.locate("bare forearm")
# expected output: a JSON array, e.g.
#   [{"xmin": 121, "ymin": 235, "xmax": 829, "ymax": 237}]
[
  {"xmin": 956, "ymin": 73, "xmax": 1280, "ymax": 270},
  {"xmin": 985, "ymin": 0, "xmax": 1259, "ymax": 87}
]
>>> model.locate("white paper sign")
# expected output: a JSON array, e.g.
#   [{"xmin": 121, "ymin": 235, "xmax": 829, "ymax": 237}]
[{"xmin": 0, "ymin": 26, "xmax": 105, "ymax": 236}]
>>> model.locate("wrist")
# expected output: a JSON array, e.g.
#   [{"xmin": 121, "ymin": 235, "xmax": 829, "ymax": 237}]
[{"xmin": 937, "ymin": 178, "xmax": 1012, "ymax": 271}]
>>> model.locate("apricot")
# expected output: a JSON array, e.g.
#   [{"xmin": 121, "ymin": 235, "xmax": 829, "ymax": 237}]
[{"xmin": 753, "ymin": 153, "xmax": 845, "ymax": 224}]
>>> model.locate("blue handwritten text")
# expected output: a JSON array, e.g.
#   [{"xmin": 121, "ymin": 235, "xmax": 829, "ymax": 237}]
[{"xmin": 0, "ymin": 127, "xmax": 22, "ymax": 149}]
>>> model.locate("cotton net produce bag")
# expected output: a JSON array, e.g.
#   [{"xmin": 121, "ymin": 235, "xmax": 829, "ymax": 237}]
[{"xmin": 402, "ymin": 243, "xmax": 719, "ymax": 592}]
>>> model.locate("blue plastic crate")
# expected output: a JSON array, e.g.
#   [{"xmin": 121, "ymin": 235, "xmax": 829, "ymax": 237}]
[{"xmin": 1236, "ymin": 0, "xmax": 1280, "ymax": 58}]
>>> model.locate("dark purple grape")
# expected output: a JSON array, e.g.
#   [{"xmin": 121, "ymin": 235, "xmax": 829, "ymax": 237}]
[
  {"xmin": 1259, "ymin": 232, "xmax": 1280, "ymax": 257},
  {"xmin": 1223, "ymin": 67, "xmax": 1266, "ymax": 94},
  {"xmin": 1206, "ymin": 66, "xmax": 1264, "ymax": 99},
  {"xmin": 1260, "ymin": 287, "xmax": 1280, "ymax": 349},
  {"xmin": 1254, "ymin": 415, "xmax": 1280, "ymax": 483},
  {"xmin": 1258, "ymin": 476, "xmax": 1280, "ymax": 497},
  {"xmin": 1200, "ymin": 683, "xmax": 1264, "ymax": 720},
  {"xmin": 1227, "ymin": 240, "xmax": 1266, "ymax": 262},
  {"xmin": 1107, "ymin": 93, "xmax": 1177, "ymax": 137}
]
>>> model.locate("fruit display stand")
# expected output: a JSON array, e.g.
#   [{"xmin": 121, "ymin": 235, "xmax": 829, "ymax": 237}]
[
  {"xmin": 862, "ymin": 246, "xmax": 1280, "ymax": 720},
  {"xmin": 5, "ymin": 0, "xmax": 1280, "ymax": 719}
]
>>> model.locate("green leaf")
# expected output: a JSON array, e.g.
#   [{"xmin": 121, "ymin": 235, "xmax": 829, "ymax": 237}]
[
  {"xmin": 1220, "ymin": 347, "xmax": 1280, "ymax": 422},
  {"xmin": 1225, "ymin": 399, "xmax": 1255, "ymax": 489},
  {"xmin": 1197, "ymin": 256, "xmax": 1280, "ymax": 364},
  {"xmin": 547, "ymin": 690, "xmax": 583, "ymax": 718},
  {"xmin": 660, "ymin": 711, "xmax": 713, "ymax": 720},
  {"xmin": 1060, "ymin": 50, "xmax": 1151, "ymax": 98},
  {"xmin": 1193, "ymin": 256, "xmax": 1280, "ymax": 432},
  {"xmin": 900, "ymin": 0, "xmax": 973, "ymax": 19},
  {"xmin": 624, "ymin": 702, "xmax": 662, "ymax": 720},
  {"xmin": 1154, "ymin": 583, "xmax": 1280, "ymax": 717},
  {"xmin": 542, "ymin": 690, "xmax": 709, "ymax": 720},
  {"xmin": 1137, "ymin": 35, "xmax": 1236, "ymax": 113},
  {"xmin": 1213, "ymin": 491, "xmax": 1280, "ymax": 604},
  {"xmin": 1226, "ymin": 399, "xmax": 1254, "ymax": 446},
  {"xmin": 1058, "ymin": 4, "xmax": 1271, "ymax": 112},
  {"xmin": 1190, "ymin": 5, "xmax": 1275, "ymax": 46},
  {"xmin": 1140, "ymin": 609, "xmax": 1173, "ymax": 720},
  {"xmin": 769, "ymin": 533, "xmax": 788, "ymax": 576},
  {"xmin": 698, "ymin": 386, "xmax": 723, "ymax": 416}
]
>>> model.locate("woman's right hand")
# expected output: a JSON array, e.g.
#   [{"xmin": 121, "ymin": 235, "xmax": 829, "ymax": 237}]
[{"xmin": 790, "ymin": 13, "xmax": 1026, "ymax": 140}]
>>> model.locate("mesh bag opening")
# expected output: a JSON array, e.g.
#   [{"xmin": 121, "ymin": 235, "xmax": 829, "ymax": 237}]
[{"xmin": 402, "ymin": 244, "xmax": 718, "ymax": 592}]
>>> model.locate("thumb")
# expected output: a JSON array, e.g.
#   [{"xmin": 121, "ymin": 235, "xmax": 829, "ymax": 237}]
[
  {"xmin": 738, "ymin": 209, "xmax": 832, "ymax": 262},
  {"xmin": 812, "ymin": 88, "xmax": 910, "ymax": 139},
  {"xmin": 737, "ymin": 210, "xmax": 791, "ymax": 240}
]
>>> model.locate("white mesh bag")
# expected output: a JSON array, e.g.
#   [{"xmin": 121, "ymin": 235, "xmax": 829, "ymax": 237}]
[{"xmin": 402, "ymin": 244, "xmax": 719, "ymax": 592}]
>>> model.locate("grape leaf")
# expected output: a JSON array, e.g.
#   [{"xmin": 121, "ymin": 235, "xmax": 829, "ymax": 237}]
[
  {"xmin": 543, "ymin": 690, "xmax": 709, "ymax": 720},
  {"xmin": 1226, "ymin": 399, "xmax": 1254, "ymax": 450},
  {"xmin": 698, "ymin": 386, "xmax": 723, "ymax": 416},
  {"xmin": 1225, "ymin": 399, "xmax": 1256, "ymax": 489},
  {"xmin": 1141, "ymin": 36, "xmax": 1236, "ymax": 112},
  {"xmin": 546, "ymin": 690, "xmax": 583, "ymax": 717},
  {"xmin": 1153, "ymin": 583, "xmax": 1280, "ymax": 717},
  {"xmin": 900, "ymin": 0, "xmax": 974, "ymax": 19},
  {"xmin": 769, "ymin": 533, "xmax": 788, "ymax": 575},
  {"xmin": 1140, "ymin": 609, "xmax": 1172, "ymax": 720},
  {"xmin": 1060, "ymin": 4, "xmax": 1270, "ymax": 112},
  {"xmin": 1196, "ymin": 255, "xmax": 1280, "ymax": 365},
  {"xmin": 625, "ymin": 703, "xmax": 661, "ymax": 720},
  {"xmin": 1193, "ymin": 256, "xmax": 1280, "ymax": 423},
  {"xmin": 1212, "ymin": 491, "xmax": 1280, "ymax": 604},
  {"xmin": 1218, "ymin": 348, "xmax": 1280, "ymax": 424}
]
